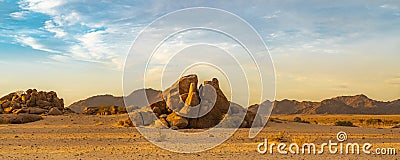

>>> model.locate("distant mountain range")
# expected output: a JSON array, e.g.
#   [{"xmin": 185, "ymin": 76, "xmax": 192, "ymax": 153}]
[
  {"xmin": 254, "ymin": 94, "xmax": 400, "ymax": 115},
  {"xmin": 67, "ymin": 88, "xmax": 162, "ymax": 113},
  {"xmin": 68, "ymin": 90, "xmax": 399, "ymax": 115}
]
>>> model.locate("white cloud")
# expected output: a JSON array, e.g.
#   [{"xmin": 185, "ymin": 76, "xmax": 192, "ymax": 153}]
[
  {"xmin": 12, "ymin": 0, "xmax": 397, "ymax": 72},
  {"xmin": 18, "ymin": 0, "xmax": 64, "ymax": 15},
  {"xmin": 44, "ymin": 20, "xmax": 67, "ymax": 38},
  {"xmin": 13, "ymin": 0, "xmax": 117, "ymax": 68},
  {"xmin": 263, "ymin": 10, "xmax": 280, "ymax": 20},
  {"xmin": 9, "ymin": 11, "xmax": 29, "ymax": 19},
  {"xmin": 73, "ymin": 30, "xmax": 112, "ymax": 59},
  {"xmin": 15, "ymin": 36, "xmax": 60, "ymax": 53},
  {"xmin": 380, "ymin": 4, "xmax": 399, "ymax": 10},
  {"xmin": 63, "ymin": 11, "xmax": 81, "ymax": 26}
]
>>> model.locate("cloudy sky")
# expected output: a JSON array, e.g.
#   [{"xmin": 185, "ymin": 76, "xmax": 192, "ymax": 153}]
[{"xmin": 1, "ymin": 0, "xmax": 399, "ymax": 106}]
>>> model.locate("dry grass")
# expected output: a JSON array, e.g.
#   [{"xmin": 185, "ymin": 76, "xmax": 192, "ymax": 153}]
[
  {"xmin": 1, "ymin": 114, "xmax": 399, "ymax": 159},
  {"xmin": 291, "ymin": 135, "xmax": 317, "ymax": 145},
  {"xmin": 268, "ymin": 131, "xmax": 317, "ymax": 145},
  {"xmin": 271, "ymin": 114, "xmax": 400, "ymax": 128}
]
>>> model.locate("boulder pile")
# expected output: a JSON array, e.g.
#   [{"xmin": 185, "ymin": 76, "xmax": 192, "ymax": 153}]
[
  {"xmin": 0, "ymin": 89, "xmax": 65, "ymax": 116},
  {"xmin": 131, "ymin": 74, "xmax": 263, "ymax": 129}
]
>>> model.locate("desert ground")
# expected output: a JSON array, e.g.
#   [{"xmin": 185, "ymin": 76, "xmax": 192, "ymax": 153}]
[{"xmin": 1, "ymin": 114, "xmax": 400, "ymax": 160}]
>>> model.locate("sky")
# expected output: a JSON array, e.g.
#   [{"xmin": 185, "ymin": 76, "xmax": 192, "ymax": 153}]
[{"xmin": 0, "ymin": 0, "xmax": 399, "ymax": 106}]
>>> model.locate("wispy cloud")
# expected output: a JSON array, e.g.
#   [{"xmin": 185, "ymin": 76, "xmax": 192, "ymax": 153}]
[
  {"xmin": 263, "ymin": 10, "xmax": 280, "ymax": 20},
  {"xmin": 15, "ymin": 35, "xmax": 60, "ymax": 53},
  {"xmin": 9, "ymin": 11, "xmax": 29, "ymax": 19},
  {"xmin": 11, "ymin": 0, "xmax": 143, "ymax": 69},
  {"xmin": 18, "ymin": 0, "xmax": 65, "ymax": 15},
  {"xmin": 2, "ymin": 0, "xmax": 399, "ymax": 71},
  {"xmin": 44, "ymin": 20, "xmax": 67, "ymax": 38},
  {"xmin": 386, "ymin": 77, "xmax": 400, "ymax": 85},
  {"xmin": 380, "ymin": 4, "xmax": 399, "ymax": 10}
]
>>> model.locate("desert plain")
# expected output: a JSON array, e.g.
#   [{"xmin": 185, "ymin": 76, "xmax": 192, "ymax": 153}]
[{"xmin": 1, "ymin": 114, "xmax": 399, "ymax": 160}]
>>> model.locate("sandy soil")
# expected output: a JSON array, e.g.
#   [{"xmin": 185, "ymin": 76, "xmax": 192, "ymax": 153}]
[{"xmin": 0, "ymin": 114, "xmax": 399, "ymax": 160}]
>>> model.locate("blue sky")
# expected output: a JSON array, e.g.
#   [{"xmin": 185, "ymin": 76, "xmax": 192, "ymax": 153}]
[{"xmin": 0, "ymin": 0, "xmax": 399, "ymax": 105}]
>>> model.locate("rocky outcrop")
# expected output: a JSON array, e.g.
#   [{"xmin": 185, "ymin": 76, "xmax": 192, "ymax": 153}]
[
  {"xmin": 166, "ymin": 112, "xmax": 188, "ymax": 129},
  {"xmin": 128, "ymin": 74, "xmax": 243, "ymax": 129},
  {"xmin": 188, "ymin": 77, "xmax": 231, "ymax": 128},
  {"xmin": 150, "ymin": 100, "xmax": 170, "ymax": 117},
  {"xmin": 158, "ymin": 75, "xmax": 230, "ymax": 129},
  {"xmin": 0, "ymin": 89, "xmax": 65, "ymax": 116},
  {"xmin": 48, "ymin": 107, "xmax": 63, "ymax": 115}
]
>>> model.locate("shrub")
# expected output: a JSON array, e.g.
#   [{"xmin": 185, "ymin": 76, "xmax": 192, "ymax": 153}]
[
  {"xmin": 293, "ymin": 117, "xmax": 310, "ymax": 124},
  {"xmin": 335, "ymin": 121, "xmax": 354, "ymax": 127},
  {"xmin": 97, "ymin": 106, "xmax": 111, "ymax": 115},
  {"xmin": 94, "ymin": 105, "xmax": 127, "ymax": 115},
  {"xmin": 365, "ymin": 118, "xmax": 383, "ymax": 126},
  {"xmin": 294, "ymin": 117, "xmax": 302, "ymax": 122}
]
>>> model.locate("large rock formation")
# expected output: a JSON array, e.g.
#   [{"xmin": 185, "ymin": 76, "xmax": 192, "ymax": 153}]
[
  {"xmin": 188, "ymin": 77, "xmax": 231, "ymax": 128},
  {"xmin": 159, "ymin": 75, "xmax": 230, "ymax": 129},
  {"xmin": 128, "ymin": 74, "xmax": 250, "ymax": 129},
  {"xmin": 166, "ymin": 112, "xmax": 188, "ymax": 129},
  {"xmin": 0, "ymin": 89, "xmax": 66, "ymax": 116}
]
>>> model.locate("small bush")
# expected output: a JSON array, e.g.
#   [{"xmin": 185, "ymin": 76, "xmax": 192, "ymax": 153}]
[
  {"xmin": 116, "ymin": 118, "xmax": 134, "ymax": 127},
  {"xmin": 97, "ymin": 106, "xmax": 111, "ymax": 115},
  {"xmin": 335, "ymin": 121, "xmax": 354, "ymax": 127},
  {"xmin": 293, "ymin": 117, "xmax": 310, "ymax": 124},
  {"xmin": 94, "ymin": 105, "xmax": 127, "ymax": 115},
  {"xmin": 365, "ymin": 118, "xmax": 383, "ymax": 126}
]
